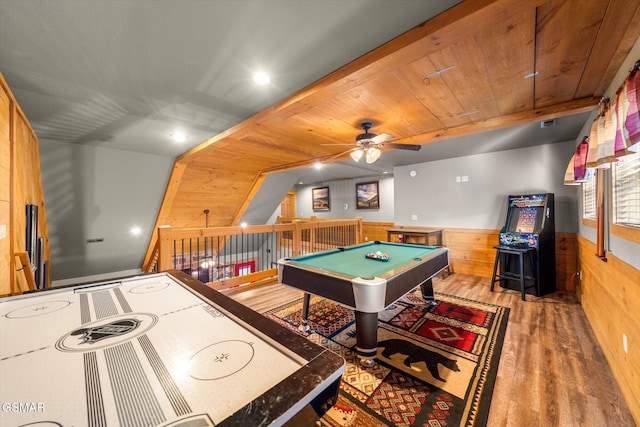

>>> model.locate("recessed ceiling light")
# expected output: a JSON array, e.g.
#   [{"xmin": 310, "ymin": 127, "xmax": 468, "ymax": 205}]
[
  {"xmin": 170, "ymin": 132, "xmax": 187, "ymax": 143},
  {"xmin": 130, "ymin": 226, "xmax": 142, "ymax": 236},
  {"xmin": 253, "ymin": 72, "xmax": 271, "ymax": 85},
  {"xmin": 314, "ymin": 162, "xmax": 323, "ymax": 169}
]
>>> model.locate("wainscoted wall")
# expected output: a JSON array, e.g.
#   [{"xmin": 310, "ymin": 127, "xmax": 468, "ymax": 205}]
[
  {"xmin": 1, "ymin": 73, "xmax": 50, "ymax": 294},
  {"xmin": 362, "ymin": 222, "xmax": 578, "ymax": 291},
  {"xmin": 577, "ymin": 236, "xmax": 640, "ymax": 425}
]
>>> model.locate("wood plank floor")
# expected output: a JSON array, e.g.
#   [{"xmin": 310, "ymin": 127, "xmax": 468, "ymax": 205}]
[{"xmin": 224, "ymin": 273, "xmax": 636, "ymax": 426}]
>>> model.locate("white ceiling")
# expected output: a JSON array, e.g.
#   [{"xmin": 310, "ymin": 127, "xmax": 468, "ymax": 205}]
[
  {"xmin": 1, "ymin": 0, "xmax": 588, "ymax": 177},
  {"xmin": 0, "ymin": 0, "xmax": 595, "ymax": 279},
  {"xmin": 1, "ymin": 1, "xmax": 461, "ymax": 155}
]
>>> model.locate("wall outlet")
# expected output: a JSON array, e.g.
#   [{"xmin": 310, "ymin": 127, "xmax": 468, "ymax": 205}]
[
  {"xmin": 411, "ymin": 214, "xmax": 418, "ymax": 221},
  {"xmin": 623, "ymin": 333, "xmax": 628, "ymax": 354},
  {"xmin": 461, "ymin": 175, "xmax": 469, "ymax": 182},
  {"xmin": 456, "ymin": 176, "xmax": 461, "ymax": 183}
]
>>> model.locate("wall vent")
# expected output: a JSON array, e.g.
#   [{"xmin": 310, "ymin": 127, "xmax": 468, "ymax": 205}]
[
  {"xmin": 540, "ymin": 119, "xmax": 556, "ymax": 128},
  {"xmin": 86, "ymin": 238, "xmax": 104, "ymax": 244}
]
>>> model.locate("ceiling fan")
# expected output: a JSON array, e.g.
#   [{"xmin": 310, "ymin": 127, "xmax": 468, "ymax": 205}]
[{"xmin": 326, "ymin": 122, "xmax": 421, "ymax": 164}]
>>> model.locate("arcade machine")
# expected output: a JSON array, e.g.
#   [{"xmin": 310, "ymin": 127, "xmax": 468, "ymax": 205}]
[{"xmin": 494, "ymin": 193, "xmax": 556, "ymax": 296}]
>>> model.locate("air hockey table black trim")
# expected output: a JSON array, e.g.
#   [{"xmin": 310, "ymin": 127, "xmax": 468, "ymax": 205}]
[{"xmin": 171, "ymin": 271, "xmax": 345, "ymax": 426}]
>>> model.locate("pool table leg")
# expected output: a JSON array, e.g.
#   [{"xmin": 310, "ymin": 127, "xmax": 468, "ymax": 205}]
[
  {"xmin": 299, "ymin": 292, "xmax": 311, "ymax": 332},
  {"xmin": 355, "ymin": 311, "xmax": 378, "ymax": 368},
  {"xmin": 420, "ymin": 278, "xmax": 437, "ymax": 305}
]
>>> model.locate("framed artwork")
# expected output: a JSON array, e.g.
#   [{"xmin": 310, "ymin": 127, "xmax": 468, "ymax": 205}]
[
  {"xmin": 356, "ymin": 181, "xmax": 380, "ymax": 209},
  {"xmin": 312, "ymin": 186, "xmax": 330, "ymax": 211}
]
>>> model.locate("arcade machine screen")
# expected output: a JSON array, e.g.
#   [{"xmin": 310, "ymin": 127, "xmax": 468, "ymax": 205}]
[
  {"xmin": 500, "ymin": 195, "xmax": 547, "ymax": 247},
  {"xmin": 507, "ymin": 207, "xmax": 539, "ymax": 233}
]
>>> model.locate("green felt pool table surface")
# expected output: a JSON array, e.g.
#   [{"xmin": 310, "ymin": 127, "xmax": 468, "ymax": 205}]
[{"xmin": 288, "ymin": 241, "xmax": 440, "ymax": 279}]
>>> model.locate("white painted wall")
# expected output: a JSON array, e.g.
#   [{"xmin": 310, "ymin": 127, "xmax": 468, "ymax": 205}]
[
  {"xmin": 295, "ymin": 175, "xmax": 394, "ymax": 221},
  {"xmin": 40, "ymin": 140, "xmax": 173, "ymax": 280},
  {"xmin": 295, "ymin": 141, "xmax": 579, "ymax": 234},
  {"xmin": 394, "ymin": 141, "xmax": 579, "ymax": 232}
]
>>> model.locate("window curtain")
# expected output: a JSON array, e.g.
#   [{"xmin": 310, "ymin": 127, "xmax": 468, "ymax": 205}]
[
  {"xmin": 565, "ymin": 60, "xmax": 640, "ymax": 185},
  {"xmin": 564, "ymin": 137, "xmax": 590, "ymax": 185}
]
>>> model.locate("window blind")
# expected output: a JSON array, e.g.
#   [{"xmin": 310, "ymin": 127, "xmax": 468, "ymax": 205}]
[
  {"xmin": 582, "ymin": 174, "xmax": 596, "ymax": 221},
  {"xmin": 582, "ymin": 172, "xmax": 597, "ymax": 220},
  {"xmin": 613, "ymin": 151, "xmax": 640, "ymax": 227}
]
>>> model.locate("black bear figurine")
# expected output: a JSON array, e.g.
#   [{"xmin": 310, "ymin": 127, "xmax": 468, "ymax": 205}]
[{"xmin": 378, "ymin": 338, "xmax": 460, "ymax": 382}]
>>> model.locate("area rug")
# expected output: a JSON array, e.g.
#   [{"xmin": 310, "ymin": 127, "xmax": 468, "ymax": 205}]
[{"xmin": 264, "ymin": 291, "xmax": 509, "ymax": 427}]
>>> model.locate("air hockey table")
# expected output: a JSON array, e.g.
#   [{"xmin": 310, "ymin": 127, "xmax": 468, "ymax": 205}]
[
  {"xmin": 278, "ymin": 241, "xmax": 449, "ymax": 367},
  {"xmin": 0, "ymin": 271, "xmax": 345, "ymax": 426}
]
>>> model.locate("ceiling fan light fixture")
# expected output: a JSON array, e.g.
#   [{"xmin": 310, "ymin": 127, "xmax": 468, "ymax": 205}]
[
  {"xmin": 366, "ymin": 147, "xmax": 381, "ymax": 163},
  {"xmin": 350, "ymin": 149, "xmax": 364, "ymax": 162}
]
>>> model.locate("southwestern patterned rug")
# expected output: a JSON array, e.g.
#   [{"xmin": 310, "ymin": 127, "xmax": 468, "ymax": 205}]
[{"xmin": 264, "ymin": 290, "xmax": 509, "ymax": 427}]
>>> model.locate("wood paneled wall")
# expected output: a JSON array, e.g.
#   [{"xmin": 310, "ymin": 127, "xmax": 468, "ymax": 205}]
[
  {"xmin": 0, "ymin": 73, "xmax": 50, "ymax": 295},
  {"xmin": 442, "ymin": 228, "xmax": 499, "ymax": 278},
  {"xmin": 365, "ymin": 221, "xmax": 639, "ymax": 420},
  {"xmin": 362, "ymin": 222, "xmax": 578, "ymax": 291},
  {"xmin": 577, "ymin": 235, "xmax": 640, "ymax": 425},
  {"xmin": 0, "ymin": 76, "xmax": 10, "ymax": 292},
  {"xmin": 361, "ymin": 221, "xmax": 394, "ymax": 243}
]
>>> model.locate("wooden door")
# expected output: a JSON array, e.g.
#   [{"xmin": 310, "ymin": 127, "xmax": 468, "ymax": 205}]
[{"xmin": 280, "ymin": 191, "xmax": 296, "ymax": 218}]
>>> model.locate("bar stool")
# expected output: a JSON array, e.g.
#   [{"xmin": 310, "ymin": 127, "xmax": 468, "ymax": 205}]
[{"xmin": 490, "ymin": 245, "xmax": 537, "ymax": 301}]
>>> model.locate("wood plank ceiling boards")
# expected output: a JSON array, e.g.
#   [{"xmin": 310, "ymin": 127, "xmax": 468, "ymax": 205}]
[{"xmin": 143, "ymin": 0, "xmax": 640, "ymax": 267}]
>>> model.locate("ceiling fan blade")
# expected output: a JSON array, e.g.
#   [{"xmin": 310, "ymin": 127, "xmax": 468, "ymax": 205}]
[
  {"xmin": 384, "ymin": 142, "xmax": 421, "ymax": 151},
  {"xmin": 325, "ymin": 147, "xmax": 358, "ymax": 162},
  {"xmin": 370, "ymin": 133, "xmax": 394, "ymax": 144}
]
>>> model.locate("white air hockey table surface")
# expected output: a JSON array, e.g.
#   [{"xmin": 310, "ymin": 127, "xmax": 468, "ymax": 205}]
[{"xmin": 0, "ymin": 271, "xmax": 344, "ymax": 426}]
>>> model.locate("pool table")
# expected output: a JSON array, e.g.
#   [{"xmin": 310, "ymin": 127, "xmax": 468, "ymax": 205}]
[{"xmin": 278, "ymin": 241, "xmax": 449, "ymax": 366}]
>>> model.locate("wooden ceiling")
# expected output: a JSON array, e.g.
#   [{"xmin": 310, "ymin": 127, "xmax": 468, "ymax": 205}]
[{"xmin": 143, "ymin": 0, "xmax": 640, "ymax": 267}]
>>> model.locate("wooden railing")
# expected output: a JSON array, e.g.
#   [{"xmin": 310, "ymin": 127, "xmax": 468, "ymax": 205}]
[
  {"xmin": 145, "ymin": 218, "xmax": 362, "ymax": 290},
  {"xmin": 14, "ymin": 251, "xmax": 36, "ymax": 294}
]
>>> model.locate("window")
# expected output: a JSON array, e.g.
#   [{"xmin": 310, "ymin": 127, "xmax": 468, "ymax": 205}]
[
  {"xmin": 582, "ymin": 170, "xmax": 597, "ymax": 222},
  {"xmin": 581, "ymin": 168, "xmax": 606, "ymax": 257},
  {"xmin": 612, "ymin": 151, "xmax": 640, "ymax": 231}
]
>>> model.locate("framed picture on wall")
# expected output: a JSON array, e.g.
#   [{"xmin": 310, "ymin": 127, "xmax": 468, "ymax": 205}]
[
  {"xmin": 312, "ymin": 186, "xmax": 330, "ymax": 211},
  {"xmin": 356, "ymin": 181, "xmax": 380, "ymax": 209}
]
